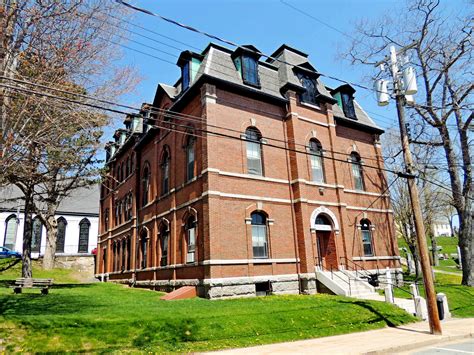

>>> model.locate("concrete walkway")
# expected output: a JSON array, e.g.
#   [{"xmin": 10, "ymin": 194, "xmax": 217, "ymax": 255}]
[{"xmin": 206, "ymin": 318, "xmax": 473, "ymax": 354}]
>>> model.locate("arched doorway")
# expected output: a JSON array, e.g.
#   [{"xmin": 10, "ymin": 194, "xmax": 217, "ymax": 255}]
[
  {"xmin": 315, "ymin": 215, "xmax": 338, "ymax": 270},
  {"xmin": 310, "ymin": 207, "xmax": 340, "ymax": 271}
]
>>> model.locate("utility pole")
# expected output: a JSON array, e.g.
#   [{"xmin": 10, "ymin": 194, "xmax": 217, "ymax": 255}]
[{"xmin": 375, "ymin": 45, "xmax": 442, "ymax": 335}]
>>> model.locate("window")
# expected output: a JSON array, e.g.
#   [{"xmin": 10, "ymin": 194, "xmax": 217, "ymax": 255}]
[
  {"xmin": 32, "ymin": 217, "xmax": 43, "ymax": 253},
  {"xmin": 309, "ymin": 139, "xmax": 324, "ymax": 183},
  {"xmin": 125, "ymin": 194, "xmax": 133, "ymax": 221},
  {"xmin": 245, "ymin": 127, "xmax": 263, "ymax": 176},
  {"xmin": 126, "ymin": 157, "xmax": 130, "ymax": 177},
  {"xmin": 185, "ymin": 217, "xmax": 196, "ymax": 263},
  {"xmin": 121, "ymin": 239, "xmax": 126, "ymax": 271},
  {"xmin": 142, "ymin": 164, "xmax": 150, "ymax": 206},
  {"xmin": 360, "ymin": 219, "xmax": 374, "ymax": 256},
  {"xmin": 350, "ymin": 152, "xmax": 365, "ymax": 191},
  {"xmin": 342, "ymin": 92, "xmax": 356, "ymax": 119},
  {"xmin": 251, "ymin": 212, "xmax": 268, "ymax": 258},
  {"xmin": 56, "ymin": 217, "xmax": 67, "ymax": 253},
  {"xmin": 160, "ymin": 227, "xmax": 169, "ymax": 266},
  {"xmin": 121, "ymin": 163, "xmax": 125, "ymax": 182},
  {"xmin": 182, "ymin": 61, "xmax": 190, "ymax": 91},
  {"xmin": 140, "ymin": 230, "xmax": 148, "ymax": 269},
  {"xmin": 118, "ymin": 200, "xmax": 123, "ymax": 225},
  {"xmin": 185, "ymin": 136, "xmax": 195, "ymax": 182},
  {"xmin": 242, "ymin": 55, "xmax": 259, "ymax": 86},
  {"xmin": 3, "ymin": 214, "xmax": 18, "ymax": 250},
  {"xmin": 113, "ymin": 242, "xmax": 118, "ymax": 271},
  {"xmin": 126, "ymin": 237, "xmax": 131, "ymax": 270},
  {"xmin": 117, "ymin": 242, "xmax": 121, "ymax": 271},
  {"xmin": 104, "ymin": 208, "xmax": 109, "ymax": 231},
  {"xmin": 78, "ymin": 218, "xmax": 90, "ymax": 253},
  {"xmin": 161, "ymin": 148, "xmax": 170, "ymax": 194},
  {"xmin": 296, "ymin": 73, "xmax": 319, "ymax": 106}
]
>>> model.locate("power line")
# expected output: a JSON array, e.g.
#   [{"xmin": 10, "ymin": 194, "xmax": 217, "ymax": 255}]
[
  {"xmin": 1, "ymin": 76, "xmax": 391, "ymax": 163},
  {"xmin": 1, "ymin": 81, "xmax": 400, "ymax": 176},
  {"xmin": 4, "ymin": 81, "xmax": 469, "ymax": 200}
]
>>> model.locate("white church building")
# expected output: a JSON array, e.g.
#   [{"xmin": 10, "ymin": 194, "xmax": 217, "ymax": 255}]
[{"xmin": 1, "ymin": 185, "xmax": 99, "ymax": 261}]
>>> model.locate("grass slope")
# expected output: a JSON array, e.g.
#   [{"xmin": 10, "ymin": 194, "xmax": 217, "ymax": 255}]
[{"xmin": 0, "ymin": 263, "xmax": 415, "ymax": 353}]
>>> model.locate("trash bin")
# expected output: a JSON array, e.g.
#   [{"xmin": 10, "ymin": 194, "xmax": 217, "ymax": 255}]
[{"xmin": 436, "ymin": 294, "xmax": 445, "ymax": 320}]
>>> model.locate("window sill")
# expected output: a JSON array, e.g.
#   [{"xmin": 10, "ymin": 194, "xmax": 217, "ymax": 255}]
[{"xmin": 300, "ymin": 101, "xmax": 321, "ymax": 111}]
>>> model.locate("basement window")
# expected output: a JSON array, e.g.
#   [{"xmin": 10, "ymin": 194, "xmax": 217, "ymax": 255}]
[{"xmin": 255, "ymin": 281, "xmax": 272, "ymax": 296}]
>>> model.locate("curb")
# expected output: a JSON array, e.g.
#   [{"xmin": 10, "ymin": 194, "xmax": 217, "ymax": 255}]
[{"xmin": 367, "ymin": 332, "xmax": 473, "ymax": 354}]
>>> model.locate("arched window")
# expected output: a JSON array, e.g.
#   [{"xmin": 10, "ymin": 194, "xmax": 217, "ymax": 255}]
[
  {"xmin": 142, "ymin": 163, "xmax": 151, "ymax": 206},
  {"xmin": 78, "ymin": 218, "xmax": 90, "ymax": 253},
  {"xmin": 350, "ymin": 152, "xmax": 365, "ymax": 191},
  {"xmin": 3, "ymin": 214, "xmax": 18, "ymax": 250},
  {"xmin": 251, "ymin": 212, "xmax": 268, "ymax": 258},
  {"xmin": 315, "ymin": 214, "xmax": 332, "ymax": 230},
  {"xmin": 117, "ymin": 241, "xmax": 121, "ymax": 271},
  {"xmin": 161, "ymin": 147, "xmax": 170, "ymax": 195},
  {"xmin": 245, "ymin": 127, "xmax": 263, "ymax": 176},
  {"xmin": 159, "ymin": 225, "xmax": 169, "ymax": 266},
  {"xmin": 360, "ymin": 219, "xmax": 374, "ymax": 256},
  {"xmin": 185, "ymin": 135, "xmax": 195, "ymax": 182},
  {"xmin": 185, "ymin": 216, "xmax": 196, "ymax": 263},
  {"xmin": 31, "ymin": 217, "xmax": 43, "ymax": 253},
  {"xmin": 56, "ymin": 217, "xmax": 67, "ymax": 253},
  {"xmin": 309, "ymin": 139, "xmax": 324, "ymax": 183},
  {"xmin": 140, "ymin": 230, "xmax": 148, "ymax": 269}
]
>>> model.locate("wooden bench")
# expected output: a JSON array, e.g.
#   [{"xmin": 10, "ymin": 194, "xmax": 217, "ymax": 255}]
[{"xmin": 11, "ymin": 278, "xmax": 53, "ymax": 295}]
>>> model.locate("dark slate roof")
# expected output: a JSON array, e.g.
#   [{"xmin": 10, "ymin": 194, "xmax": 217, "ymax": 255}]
[
  {"xmin": 154, "ymin": 43, "xmax": 381, "ymax": 132},
  {"xmin": 0, "ymin": 185, "xmax": 100, "ymax": 216}
]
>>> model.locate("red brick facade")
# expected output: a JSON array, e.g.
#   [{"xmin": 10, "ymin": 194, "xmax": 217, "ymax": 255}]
[{"xmin": 97, "ymin": 44, "xmax": 400, "ymax": 298}]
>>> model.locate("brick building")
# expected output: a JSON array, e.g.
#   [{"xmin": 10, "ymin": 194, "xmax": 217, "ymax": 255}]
[{"xmin": 97, "ymin": 43, "xmax": 401, "ymax": 298}]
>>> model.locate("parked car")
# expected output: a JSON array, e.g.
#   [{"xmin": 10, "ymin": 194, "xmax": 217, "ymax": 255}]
[{"xmin": 0, "ymin": 246, "xmax": 21, "ymax": 259}]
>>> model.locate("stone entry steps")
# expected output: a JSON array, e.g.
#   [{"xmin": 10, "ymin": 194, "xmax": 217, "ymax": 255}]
[{"xmin": 315, "ymin": 269, "xmax": 423, "ymax": 317}]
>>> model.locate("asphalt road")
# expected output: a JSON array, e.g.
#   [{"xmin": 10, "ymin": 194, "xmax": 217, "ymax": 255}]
[{"xmin": 412, "ymin": 339, "xmax": 474, "ymax": 354}]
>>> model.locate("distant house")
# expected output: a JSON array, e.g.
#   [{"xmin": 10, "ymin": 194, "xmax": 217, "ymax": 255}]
[
  {"xmin": 0, "ymin": 185, "xmax": 99, "ymax": 260},
  {"xmin": 432, "ymin": 219, "xmax": 453, "ymax": 237}
]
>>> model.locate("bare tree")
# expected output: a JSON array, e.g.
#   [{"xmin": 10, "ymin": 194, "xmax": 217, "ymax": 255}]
[
  {"xmin": 345, "ymin": 0, "xmax": 473, "ymax": 286},
  {"xmin": 1, "ymin": 0, "xmax": 138, "ymax": 275}
]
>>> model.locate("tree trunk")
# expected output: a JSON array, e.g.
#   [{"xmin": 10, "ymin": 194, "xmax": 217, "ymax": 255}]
[
  {"xmin": 459, "ymin": 204, "xmax": 473, "ymax": 286},
  {"xmin": 431, "ymin": 236, "xmax": 439, "ymax": 267},
  {"xmin": 42, "ymin": 214, "xmax": 58, "ymax": 270},
  {"xmin": 21, "ymin": 189, "xmax": 33, "ymax": 278}
]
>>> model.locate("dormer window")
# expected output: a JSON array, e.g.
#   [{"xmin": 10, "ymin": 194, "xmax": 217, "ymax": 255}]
[
  {"xmin": 177, "ymin": 51, "xmax": 203, "ymax": 93},
  {"xmin": 232, "ymin": 45, "xmax": 261, "ymax": 88},
  {"xmin": 182, "ymin": 61, "xmax": 190, "ymax": 91},
  {"xmin": 331, "ymin": 84, "xmax": 357, "ymax": 120},
  {"xmin": 242, "ymin": 55, "xmax": 259, "ymax": 86},
  {"xmin": 341, "ymin": 92, "xmax": 356, "ymax": 119},
  {"xmin": 296, "ymin": 72, "xmax": 319, "ymax": 106}
]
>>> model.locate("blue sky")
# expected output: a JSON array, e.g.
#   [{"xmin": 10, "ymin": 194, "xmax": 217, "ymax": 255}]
[{"xmin": 115, "ymin": 0, "xmax": 465, "ymax": 132}]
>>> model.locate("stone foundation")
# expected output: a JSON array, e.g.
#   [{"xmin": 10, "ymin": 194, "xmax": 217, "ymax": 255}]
[
  {"xmin": 54, "ymin": 255, "xmax": 95, "ymax": 273},
  {"xmin": 98, "ymin": 273, "xmax": 317, "ymax": 299}
]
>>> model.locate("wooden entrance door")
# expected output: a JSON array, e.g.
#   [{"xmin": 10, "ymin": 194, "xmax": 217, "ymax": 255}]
[{"xmin": 317, "ymin": 231, "xmax": 338, "ymax": 270}]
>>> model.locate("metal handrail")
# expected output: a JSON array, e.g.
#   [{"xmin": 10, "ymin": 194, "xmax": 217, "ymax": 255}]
[
  {"xmin": 378, "ymin": 279, "xmax": 416, "ymax": 298},
  {"xmin": 339, "ymin": 256, "xmax": 376, "ymax": 279}
]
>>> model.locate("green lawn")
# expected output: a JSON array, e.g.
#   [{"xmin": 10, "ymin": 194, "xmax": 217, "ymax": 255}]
[{"xmin": 0, "ymin": 262, "xmax": 416, "ymax": 353}]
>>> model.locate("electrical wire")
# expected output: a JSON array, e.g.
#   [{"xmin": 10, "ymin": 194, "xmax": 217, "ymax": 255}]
[{"xmin": 0, "ymin": 76, "xmax": 389, "ymax": 163}]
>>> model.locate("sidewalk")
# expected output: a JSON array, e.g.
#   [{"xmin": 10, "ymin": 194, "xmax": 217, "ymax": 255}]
[{"xmin": 206, "ymin": 318, "xmax": 473, "ymax": 354}]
